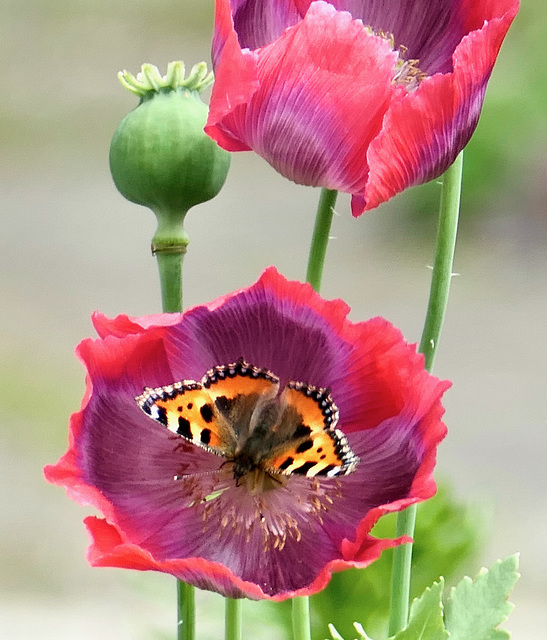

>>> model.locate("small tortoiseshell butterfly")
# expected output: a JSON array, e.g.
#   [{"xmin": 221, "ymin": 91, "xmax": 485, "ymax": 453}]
[{"xmin": 136, "ymin": 358, "xmax": 359, "ymax": 485}]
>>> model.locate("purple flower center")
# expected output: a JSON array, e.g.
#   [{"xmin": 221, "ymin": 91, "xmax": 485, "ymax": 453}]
[
  {"xmin": 134, "ymin": 357, "xmax": 362, "ymax": 555},
  {"xmin": 174, "ymin": 463, "xmax": 342, "ymax": 553}
]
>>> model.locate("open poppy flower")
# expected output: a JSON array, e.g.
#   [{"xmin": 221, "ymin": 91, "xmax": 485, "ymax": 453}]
[
  {"xmin": 205, "ymin": 0, "xmax": 519, "ymax": 215},
  {"xmin": 45, "ymin": 268, "xmax": 449, "ymax": 599}
]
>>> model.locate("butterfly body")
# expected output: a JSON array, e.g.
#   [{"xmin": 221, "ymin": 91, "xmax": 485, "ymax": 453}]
[{"xmin": 137, "ymin": 358, "xmax": 359, "ymax": 490}]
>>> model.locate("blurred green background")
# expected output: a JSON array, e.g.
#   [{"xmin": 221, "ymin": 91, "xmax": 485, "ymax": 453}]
[{"xmin": 1, "ymin": 1, "xmax": 546, "ymax": 638}]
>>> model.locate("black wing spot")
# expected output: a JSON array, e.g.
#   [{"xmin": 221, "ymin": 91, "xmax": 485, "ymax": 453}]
[
  {"xmin": 156, "ymin": 406, "xmax": 168, "ymax": 425},
  {"xmin": 187, "ymin": 402, "xmax": 193, "ymax": 410},
  {"xmin": 215, "ymin": 395, "xmax": 231, "ymax": 413},
  {"xmin": 177, "ymin": 416, "xmax": 193, "ymax": 439},
  {"xmin": 320, "ymin": 454, "xmax": 326, "ymax": 460},
  {"xmin": 317, "ymin": 464, "xmax": 335, "ymax": 476},
  {"xmin": 177, "ymin": 406, "xmax": 183, "ymax": 412},
  {"xmin": 293, "ymin": 423, "xmax": 312, "ymax": 439},
  {"xmin": 278, "ymin": 456, "xmax": 294, "ymax": 471},
  {"xmin": 296, "ymin": 440, "xmax": 313, "ymax": 454},
  {"xmin": 200, "ymin": 428, "xmax": 212, "ymax": 445},
  {"xmin": 200, "ymin": 404, "xmax": 214, "ymax": 423},
  {"xmin": 317, "ymin": 447, "xmax": 323, "ymax": 453},
  {"xmin": 293, "ymin": 461, "xmax": 317, "ymax": 475}
]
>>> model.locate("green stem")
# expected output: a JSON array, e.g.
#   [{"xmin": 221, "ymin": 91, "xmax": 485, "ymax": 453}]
[
  {"xmin": 152, "ymin": 209, "xmax": 190, "ymax": 313},
  {"xmin": 156, "ymin": 251, "xmax": 186, "ymax": 312},
  {"xmin": 150, "ymin": 208, "xmax": 194, "ymax": 639},
  {"xmin": 387, "ymin": 151, "xmax": 464, "ymax": 636},
  {"xmin": 177, "ymin": 580, "xmax": 195, "ymax": 640},
  {"xmin": 306, "ymin": 188, "xmax": 338, "ymax": 292},
  {"xmin": 225, "ymin": 598, "xmax": 242, "ymax": 640},
  {"xmin": 418, "ymin": 153, "xmax": 464, "ymax": 369},
  {"xmin": 387, "ymin": 505, "xmax": 418, "ymax": 636},
  {"xmin": 292, "ymin": 597, "xmax": 312, "ymax": 640}
]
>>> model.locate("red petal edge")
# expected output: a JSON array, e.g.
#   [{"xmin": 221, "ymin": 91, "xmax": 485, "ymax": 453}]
[
  {"xmin": 206, "ymin": 0, "xmax": 261, "ymax": 151},
  {"xmin": 360, "ymin": 0, "xmax": 519, "ymax": 213},
  {"xmin": 84, "ymin": 516, "xmax": 407, "ymax": 600}
]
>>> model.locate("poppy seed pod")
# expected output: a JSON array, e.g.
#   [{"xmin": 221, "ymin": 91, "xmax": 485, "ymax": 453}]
[{"xmin": 110, "ymin": 62, "xmax": 231, "ymax": 220}]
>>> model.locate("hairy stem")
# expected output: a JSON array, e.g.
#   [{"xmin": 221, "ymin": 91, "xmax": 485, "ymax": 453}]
[
  {"xmin": 388, "ymin": 152, "xmax": 463, "ymax": 635},
  {"xmin": 306, "ymin": 188, "xmax": 338, "ymax": 292}
]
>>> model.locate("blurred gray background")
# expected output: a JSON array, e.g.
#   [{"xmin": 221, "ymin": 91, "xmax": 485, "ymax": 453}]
[{"xmin": 1, "ymin": 1, "xmax": 546, "ymax": 638}]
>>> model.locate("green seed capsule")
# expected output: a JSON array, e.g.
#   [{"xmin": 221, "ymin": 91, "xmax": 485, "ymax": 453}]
[{"xmin": 109, "ymin": 62, "xmax": 231, "ymax": 221}]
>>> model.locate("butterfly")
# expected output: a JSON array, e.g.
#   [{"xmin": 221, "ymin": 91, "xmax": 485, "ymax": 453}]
[{"xmin": 136, "ymin": 357, "xmax": 359, "ymax": 489}]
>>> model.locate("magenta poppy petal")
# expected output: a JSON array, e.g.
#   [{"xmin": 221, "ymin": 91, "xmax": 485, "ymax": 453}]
[
  {"xmin": 84, "ymin": 516, "xmax": 404, "ymax": 600},
  {"xmin": 162, "ymin": 267, "xmax": 352, "ymax": 388},
  {"xmin": 92, "ymin": 311, "xmax": 184, "ymax": 339},
  {"xmin": 209, "ymin": 0, "xmax": 261, "ymax": 152},
  {"xmin": 362, "ymin": 5, "xmax": 517, "ymax": 212},
  {"xmin": 312, "ymin": 0, "xmax": 467, "ymax": 74},
  {"xmin": 45, "ymin": 267, "xmax": 449, "ymax": 599},
  {"xmin": 207, "ymin": 0, "xmax": 519, "ymax": 212},
  {"xmin": 228, "ymin": 0, "xmax": 304, "ymax": 50},
  {"xmin": 207, "ymin": 1, "xmax": 399, "ymax": 192}
]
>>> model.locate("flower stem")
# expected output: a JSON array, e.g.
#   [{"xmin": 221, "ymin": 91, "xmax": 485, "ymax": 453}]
[
  {"xmin": 292, "ymin": 597, "xmax": 312, "ymax": 640},
  {"xmin": 387, "ymin": 504, "xmax": 417, "ymax": 636},
  {"xmin": 150, "ymin": 210, "xmax": 194, "ymax": 639},
  {"xmin": 387, "ymin": 151, "xmax": 463, "ymax": 636},
  {"xmin": 177, "ymin": 580, "xmax": 195, "ymax": 640},
  {"xmin": 152, "ymin": 209, "xmax": 190, "ymax": 312},
  {"xmin": 156, "ymin": 251, "xmax": 186, "ymax": 312},
  {"xmin": 306, "ymin": 188, "xmax": 338, "ymax": 292},
  {"xmin": 225, "ymin": 598, "xmax": 242, "ymax": 640},
  {"xmin": 418, "ymin": 153, "xmax": 464, "ymax": 369}
]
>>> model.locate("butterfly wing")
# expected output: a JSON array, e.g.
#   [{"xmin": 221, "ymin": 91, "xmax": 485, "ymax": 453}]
[
  {"xmin": 136, "ymin": 359, "xmax": 280, "ymax": 458},
  {"xmin": 137, "ymin": 360, "xmax": 358, "ymax": 478},
  {"xmin": 264, "ymin": 383, "xmax": 359, "ymax": 477},
  {"xmin": 202, "ymin": 359, "xmax": 280, "ymax": 443},
  {"xmin": 136, "ymin": 380, "xmax": 237, "ymax": 456}
]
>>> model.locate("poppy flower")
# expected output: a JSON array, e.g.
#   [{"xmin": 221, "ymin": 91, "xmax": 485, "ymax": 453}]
[
  {"xmin": 205, "ymin": 0, "xmax": 519, "ymax": 215},
  {"xmin": 45, "ymin": 268, "xmax": 449, "ymax": 600}
]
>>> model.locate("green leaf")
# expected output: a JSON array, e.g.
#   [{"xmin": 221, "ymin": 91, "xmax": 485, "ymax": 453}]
[
  {"xmin": 326, "ymin": 623, "xmax": 347, "ymax": 640},
  {"xmin": 444, "ymin": 555, "xmax": 520, "ymax": 640},
  {"xmin": 392, "ymin": 580, "xmax": 448, "ymax": 640},
  {"xmin": 353, "ymin": 622, "xmax": 375, "ymax": 640},
  {"xmin": 325, "ymin": 622, "xmax": 374, "ymax": 640}
]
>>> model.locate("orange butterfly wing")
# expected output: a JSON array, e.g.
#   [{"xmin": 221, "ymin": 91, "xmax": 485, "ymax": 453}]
[
  {"xmin": 137, "ymin": 360, "xmax": 359, "ymax": 479},
  {"xmin": 264, "ymin": 384, "xmax": 359, "ymax": 477}
]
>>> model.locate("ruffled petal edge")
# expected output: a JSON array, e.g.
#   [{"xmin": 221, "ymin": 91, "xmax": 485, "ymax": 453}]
[
  {"xmin": 95, "ymin": 267, "xmax": 352, "ymax": 346},
  {"xmin": 84, "ymin": 515, "xmax": 408, "ymax": 600},
  {"xmin": 206, "ymin": 0, "xmax": 261, "ymax": 151},
  {"xmin": 358, "ymin": 0, "xmax": 519, "ymax": 214}
]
